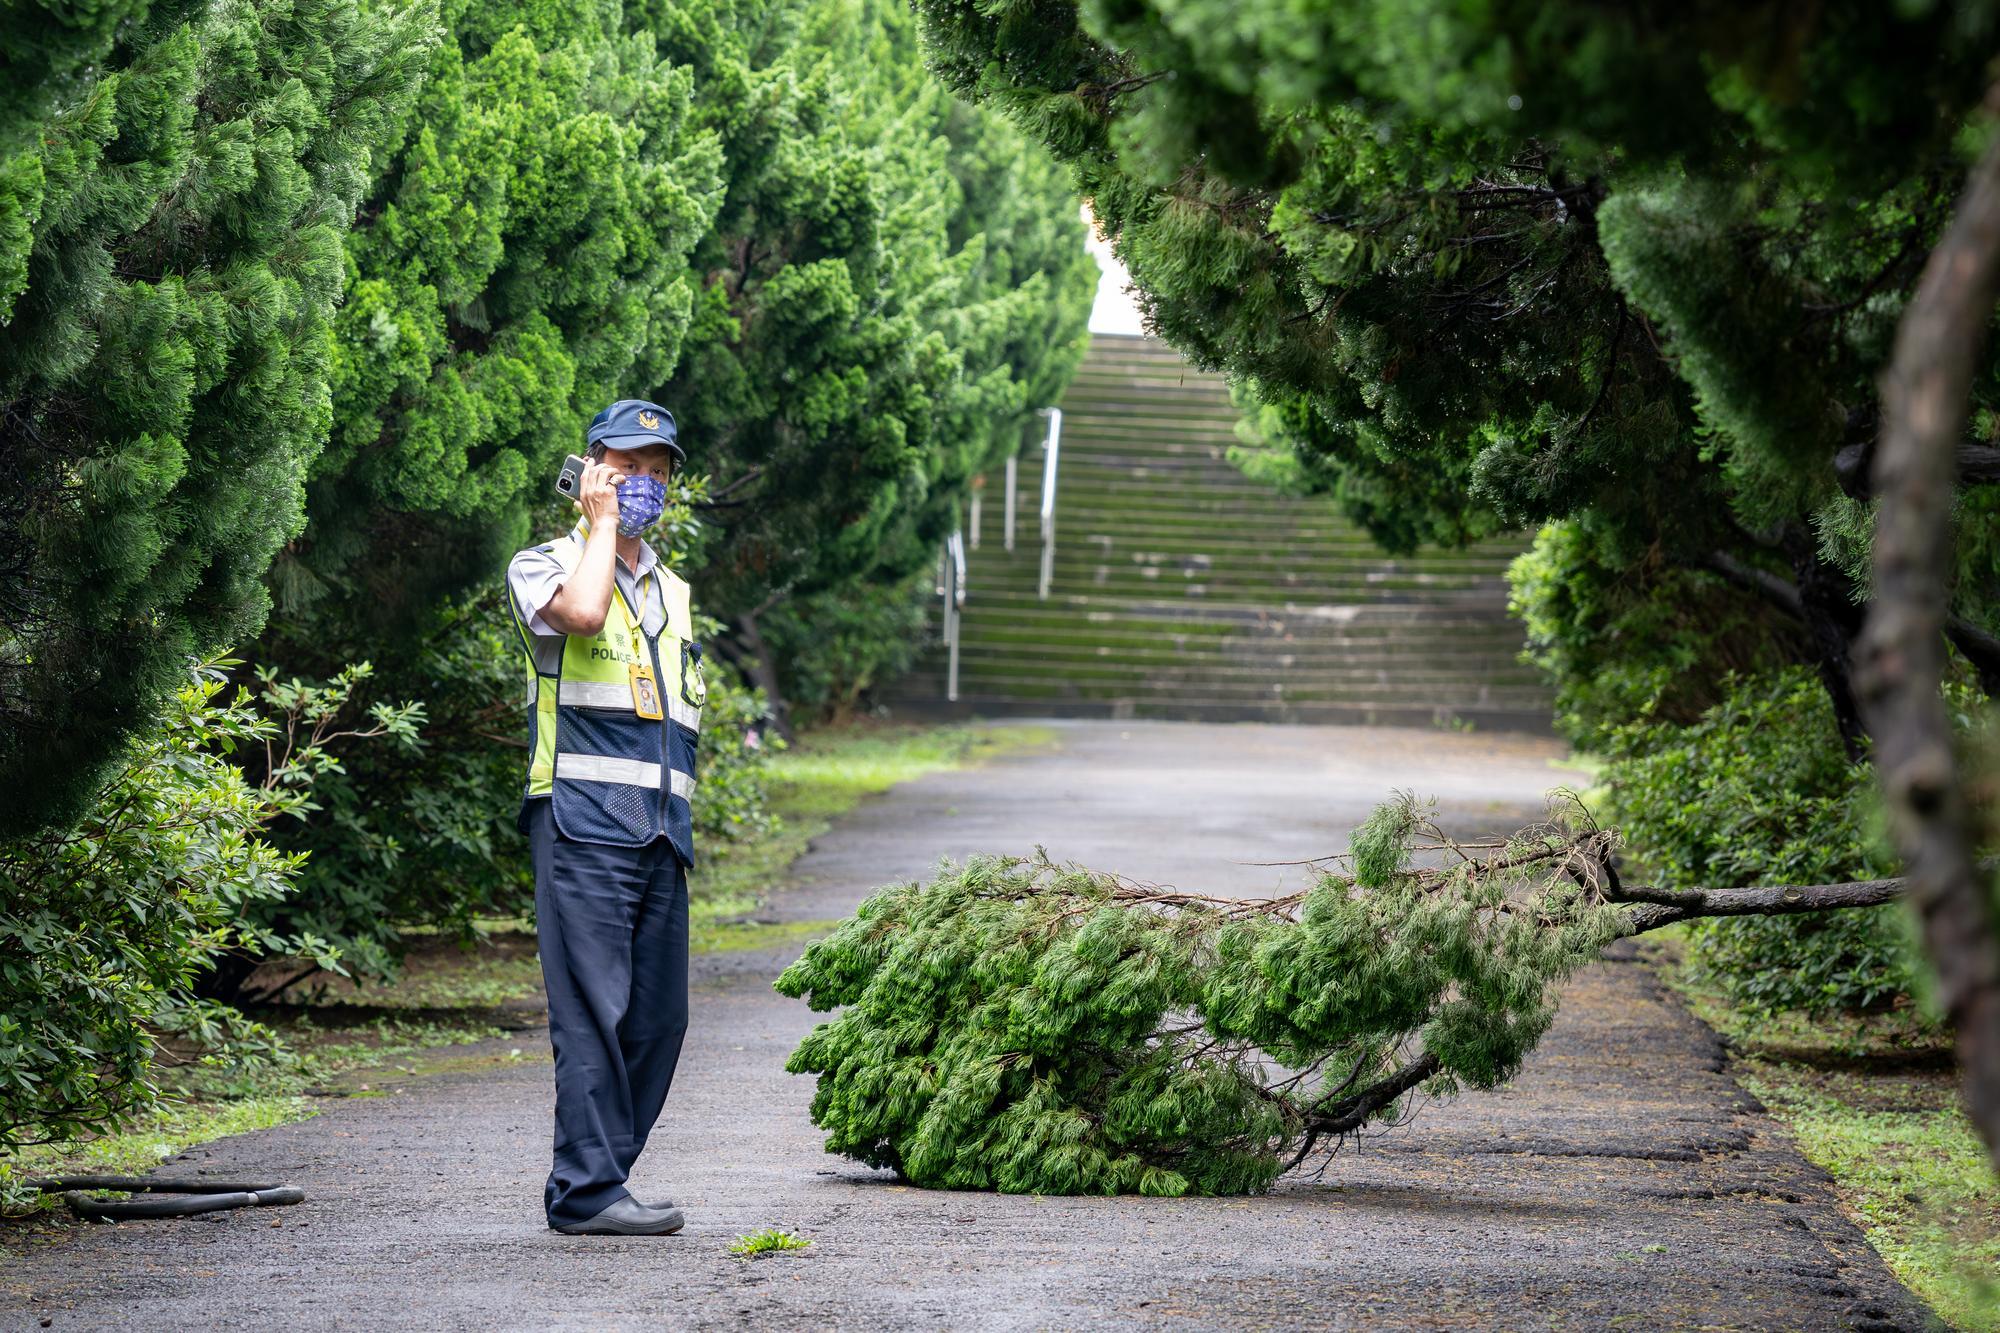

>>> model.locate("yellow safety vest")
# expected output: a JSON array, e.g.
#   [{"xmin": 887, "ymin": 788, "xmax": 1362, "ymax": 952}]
[{"xmin": 508, "ymin": 532, "xmax": 705, "ymax": 862}]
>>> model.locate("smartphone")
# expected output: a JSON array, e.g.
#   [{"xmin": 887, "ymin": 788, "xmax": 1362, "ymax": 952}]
[{"xmin": 555, "ymin": 453, "xmax": 588, "ymax": 499}]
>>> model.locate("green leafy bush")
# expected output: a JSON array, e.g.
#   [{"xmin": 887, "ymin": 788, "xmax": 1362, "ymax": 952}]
[
  {"xmin": 761, "ymin": 567, "xmax": 934, "ymax": 723},
  {"xmin": 248, "ymin": 480, "xmax": 777, "ymax": 994},
  {"xmin": 1602, "ymin": 667, "xmax": 1926, "ymax": 1016},
  {"xmin": 226, "ymin": 598, "xmax": 529, "ymax": 992},
  {"xmin": 0, "ymin": 657, "xmax": 416, "ymax": 1145},
  {"xmin": 777, "ymin": 794, "xmax": 1626, "ymax": 1195},
  {"xmin": 1507, "ymin": 518, "xmax": 1807, "ymax": 752}
]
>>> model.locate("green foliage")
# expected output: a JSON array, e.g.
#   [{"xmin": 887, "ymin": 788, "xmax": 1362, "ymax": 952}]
[
  {"xmin": 1603, "ymin": 668, "xmax": 1924, "ymax": 1016},
  {"xmin": 910, "ymin": 0, "xmax": 2000, "ymax": 887},
  {"xmin": 655, "ymin": 0, "xmax": 1095, "ymax": 641},
  {"xmin": 760, "ymin": 565, "xmax": 935, "ymax": 722},
  {"xmin": 0, "ymin": 654, "xmax": 413, "ymax": 1146},
  {"xmin": 0, "ymin": 0, "xmax": 437, "ymax": 837},
  {"xmin": 276, "ymin": 0, "xmax": 727, "ymax": 637},
  {"xmin": 1507, "ymin": 517, "xmax": 1809, "ymax": 751},
  {"xmin": 729, "ymin": 1227, "xmax": 812, "ymax": 1256},
  {"xmin": 245, "ymin": 484, "xmax": 776, "ymax": 992},
  {"xmin": 778, "ymin": 793, "xmax": 1627, "ymax": 1195},
  {"xmin": 226, "ymin": 601, "xmax": 522, "ymax": 990},
  {"xmin": 241, "ymin": 0, "xmax": 1086, "ymax": 973},
  {"xmin": 689, "ymin": 645, "xmax": 780, "ymax": 843}
]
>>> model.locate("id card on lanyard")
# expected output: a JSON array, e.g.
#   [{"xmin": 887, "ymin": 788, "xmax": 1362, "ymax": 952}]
[{"xmin": 619, "ymin": 575, "xmax": 665, "ymax": 720}]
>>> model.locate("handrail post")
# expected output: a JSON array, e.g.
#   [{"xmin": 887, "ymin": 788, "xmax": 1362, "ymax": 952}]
[
  {"xmin": 1003, "ymin": 455, "xmax": 1017, "ymax": 551},
  {"xmin": 1036, "ymin": 407, "xmax": 1062, "ymax": 601},
  {"xmin": 944, "ymin": 528, "xmax": 966, "ymax": 702}
]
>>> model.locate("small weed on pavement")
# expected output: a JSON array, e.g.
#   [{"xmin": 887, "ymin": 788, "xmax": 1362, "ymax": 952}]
[{"xmin": 729, "ymin": 1228, "xmax": 812, "ymax": 1258}]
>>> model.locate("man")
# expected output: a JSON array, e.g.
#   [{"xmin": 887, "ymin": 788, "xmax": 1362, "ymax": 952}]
[{"xmin": 504, "ymin": 399, "xmax": 705, "ymax": 1237}]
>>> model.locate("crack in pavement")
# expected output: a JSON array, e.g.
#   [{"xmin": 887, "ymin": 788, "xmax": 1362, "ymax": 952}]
[{"xmin": 0, "ymin": 720, "xmax": 1936, "ymax": 1330}]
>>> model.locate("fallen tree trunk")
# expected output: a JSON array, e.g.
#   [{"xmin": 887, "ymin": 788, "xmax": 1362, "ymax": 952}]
[{"xmin": 778, "ymin": 793, "xmax": 1987, "ymax": 1196}]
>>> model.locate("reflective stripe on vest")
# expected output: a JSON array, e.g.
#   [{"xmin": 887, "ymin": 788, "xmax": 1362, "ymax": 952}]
[{"xmin": 508, "ymin": 533, "xmax": 703, "ymax": 860}]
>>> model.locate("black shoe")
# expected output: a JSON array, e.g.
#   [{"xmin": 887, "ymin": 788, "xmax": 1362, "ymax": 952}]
[
  {"xmin": 641, "ymin": 1197, "xmax": 678, "ymax": 1211},
  {"xmin": 551, "ymin": 1197, "xmax": 685, "ymax": 1236}
]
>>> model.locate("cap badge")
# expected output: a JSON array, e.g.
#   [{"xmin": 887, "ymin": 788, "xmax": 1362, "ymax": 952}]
[{"xmin": 638, "ymin": 410, "xmax": 660, "ymax": 430}]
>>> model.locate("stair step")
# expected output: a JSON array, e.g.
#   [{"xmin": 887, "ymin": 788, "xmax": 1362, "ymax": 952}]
[{"xmin": 881, "ymin": 334, "xmax": 1552, "ymax": 731}]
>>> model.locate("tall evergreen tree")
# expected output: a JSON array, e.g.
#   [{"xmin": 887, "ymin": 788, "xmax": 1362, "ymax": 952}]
[
  {"xmin": 654, "ymin": 0, "xmax": 1095, "ymax": 723},
  {"xmin": 0, "ymin": 0, "xmax": 437, "ymax": 835},
  {"xmin": 264, "ymin": 0, "xmax": 727, "ymax": 641}
]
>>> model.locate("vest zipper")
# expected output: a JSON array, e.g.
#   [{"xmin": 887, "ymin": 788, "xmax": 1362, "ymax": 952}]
[{"xmin": 630, "ymin": 579, "xmax": 670, "ymax": 842}]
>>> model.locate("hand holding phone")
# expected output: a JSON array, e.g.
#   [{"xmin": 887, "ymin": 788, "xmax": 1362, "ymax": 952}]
[{"xmin": 555, "ymin": 453, "xmax": 622, "ymax": 528}]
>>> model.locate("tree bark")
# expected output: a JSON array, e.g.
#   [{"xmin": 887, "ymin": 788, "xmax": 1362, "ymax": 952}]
[
  {"xmin": 1834, "ymin": 436, "xmax": 2000, "ymax": 498},
  {"xmin": 1780, "ymin": 526, "xmax": 1870, "ymax": 763},
  {"xmin": 1613, "ymin": 872, "xmax": 1922, "ymax": 934},
  {"xmin": 1307, "ymin": 1051, "xmax": 1442, "ymax": 1137},
  {"xmin": 1851, "ymin": 103, "xmax": 2000, "ymax": 1162},
  {"xmin": 725, "ymin": 608, "xmax": 796, "ymax": 744}
]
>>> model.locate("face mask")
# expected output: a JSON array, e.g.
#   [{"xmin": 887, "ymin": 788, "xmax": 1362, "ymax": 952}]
[{"xmin": 615, "ymin": 474, "xmax": 668, "ymax": 537}]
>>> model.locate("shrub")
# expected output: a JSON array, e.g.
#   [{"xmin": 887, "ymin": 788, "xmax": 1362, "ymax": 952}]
[
  {"xmin": 1602, "ymin": 667, "xmax": 1926, "ymax": 1016},
  {"xmin": 0, "ymin": 656, "xmax": 416, "ymax": 1145},
  {"xmin": 762, "ymin": 566, "xmax": 934, "ymax": 724},
  {"xmin": 245, "ymin": 484, "xmax": 778, "ymax": 995}
]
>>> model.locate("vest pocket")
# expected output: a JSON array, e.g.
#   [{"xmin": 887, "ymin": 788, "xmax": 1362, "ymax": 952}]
[{"xmin": 551, "ymin": 708, "xmax": 664, "ymax": 846}]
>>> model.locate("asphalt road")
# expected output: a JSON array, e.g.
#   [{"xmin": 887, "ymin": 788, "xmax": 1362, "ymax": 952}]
[{"xmin": 0, "ymin": 720, "xmax": 1934, "ymax": 1330}]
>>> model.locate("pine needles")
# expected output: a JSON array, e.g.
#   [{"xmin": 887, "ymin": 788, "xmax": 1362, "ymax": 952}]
[{"xmin": 776, "ymin": 790, "xmax": 1631, "ymax": 1196}]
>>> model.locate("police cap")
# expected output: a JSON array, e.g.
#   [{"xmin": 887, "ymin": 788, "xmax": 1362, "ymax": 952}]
[{"xmin": 587, "ymin": 399, "xmax": 683, "ymax": 462}]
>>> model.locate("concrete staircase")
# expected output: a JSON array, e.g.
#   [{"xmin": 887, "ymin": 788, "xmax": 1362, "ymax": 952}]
[{"xmin": 881, "ymin": 334, "xmax": 1556, "ymax": 732}]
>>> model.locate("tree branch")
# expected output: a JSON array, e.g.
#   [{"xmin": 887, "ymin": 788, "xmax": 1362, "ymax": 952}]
[
  {"xmin": 1945, "ymin": 615, "xmax": 2000, "ymax": 697},
  {"xmin": 1615, "ymin": 874, "xmax": 1909, "ymax": 933},
  {"xmin": 1696, "ymin": 550, "xmax": 1805, "ymax": 621},
  {"xmin": 1852, "ymin": 93, "xmax": 2000, "ymax": 1160},
  {"xmin": 1834, "ymin": 437, "xmax": 2000, "ymax": 499},
  {"xmin": 1306, "ymin": 1051, "xmax": 1443, "ymax": 1138}
]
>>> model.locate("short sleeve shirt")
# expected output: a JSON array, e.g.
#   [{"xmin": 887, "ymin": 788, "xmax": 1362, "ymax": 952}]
[{"xmin": 506, "ymin": 522, "xmax": 667, "ymax": 677}]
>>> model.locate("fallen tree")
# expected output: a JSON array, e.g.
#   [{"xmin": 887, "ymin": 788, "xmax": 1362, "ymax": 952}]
[{"xmin": 777, "ymin": 791, "xmax": 1991, "ymax": 1196}]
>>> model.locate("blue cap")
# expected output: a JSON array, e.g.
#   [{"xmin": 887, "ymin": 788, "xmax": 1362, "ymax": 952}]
[{"xmin": 587, "ymin": 399, "xmax": 682, "ymax": 461}]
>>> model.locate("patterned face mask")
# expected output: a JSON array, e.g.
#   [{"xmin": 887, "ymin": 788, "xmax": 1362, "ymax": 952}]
[{"xmin": 615, "ymin": 474, "xmax": 668, "ymax": 536}]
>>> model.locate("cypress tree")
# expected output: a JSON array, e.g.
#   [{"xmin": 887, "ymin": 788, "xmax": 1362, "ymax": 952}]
[
  {"xmin": 654, "ymin": 0, "xmax": 1095, "ymax": 722},
  {"xmin": 0, "ymin": 0, "xmax": 437, "ymax": 835},
  {"xmin": 265, "ymin": 0, "xmax": 728, "ymax": 638}
]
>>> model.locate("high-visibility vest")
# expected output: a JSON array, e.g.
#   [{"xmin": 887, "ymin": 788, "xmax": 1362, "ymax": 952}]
[{"xmin": 507, "ymin": 533, "xmax": 704, "ymax": 864}]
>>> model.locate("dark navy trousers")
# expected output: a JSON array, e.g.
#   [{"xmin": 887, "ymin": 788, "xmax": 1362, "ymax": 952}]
[{"xmin": 526, "ymin": 798, "xmax": 690, "ymax": 1226}]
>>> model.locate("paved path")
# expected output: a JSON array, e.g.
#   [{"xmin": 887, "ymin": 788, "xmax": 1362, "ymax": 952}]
[{"xmin": 1, "ymin": 721, "xmax": 1932, "ymax": 1330}]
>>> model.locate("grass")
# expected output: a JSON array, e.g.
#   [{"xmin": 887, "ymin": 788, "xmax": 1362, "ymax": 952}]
[
  {"xmin": 728, "ymin": 1227, "xmax": 812, "ymax": 1257},
  {"xmin": 1641, "ymin": 931, "xmax": 1999, "ymax": 1331},
  {"xmin": 6, "ymin": 1097, "xmax": 310, "ymax": 1186},
  {"xmin": 1738, "ymin": 1066, "xmax": 1998, "ymax": 1331},
  {"xmin": 3, "ymin": 718, "xmax": 1053, "ymax": 1220},
  {"xmin": 692, "ymin": 719, "xmax": 1059, "ymax": 929}
]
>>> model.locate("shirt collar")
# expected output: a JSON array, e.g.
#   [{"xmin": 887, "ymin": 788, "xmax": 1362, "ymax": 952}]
[{"xmin": 570, "ymin": 516, "xmax": 659, "ymax": 578}]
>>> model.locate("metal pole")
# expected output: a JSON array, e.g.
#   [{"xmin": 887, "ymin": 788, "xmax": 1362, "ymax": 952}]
[
  {"xmin": 1037, "ymin": 407, "xmax": 1062, "ymax": 601},
  {"xmin": 1003, "ymin": 454, "xmax": 1017, "ymax": 551},
  {"xmin": 944, "ymin": 529, "xmax": 965, "ymax": 702},
  {"xmin": 968, "ymin": 488, "xmax": 982, "ymax": 549}
]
